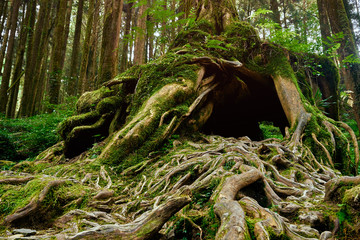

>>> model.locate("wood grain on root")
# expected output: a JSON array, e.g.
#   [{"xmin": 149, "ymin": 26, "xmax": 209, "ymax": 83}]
[
  {"xmin": 214, "ymin": 169, "xmax": 263, "ymax": 239},
  {"xmin": 69, "ymin": 189, "xmax": 191, "ymax": 240}
]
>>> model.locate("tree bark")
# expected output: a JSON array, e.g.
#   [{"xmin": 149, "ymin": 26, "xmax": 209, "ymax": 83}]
[
  {"xmin": 67, "ymin": 0, "xmax": 84, "ymax": 96},
  {"xmin": 317, "ymin": 0, "xmax": 332, "ymax": 52},
  {"xmin": 120, "ymin": 2, "xmax": 134, "ymax": 72},
  {"xmin": 0, "ymin": 1, "xmax": 8, "ymax": 43},
  {"xmin": 0, "ymin": 0, "xmax": 21, "ymax": 114},
  {"xmin": 327, "ymin": 0, "xmax": 360, "ymax": 134},
  {"xmin": 19, "ymin": 0, "xmax": 51, "ymax": 117},
  {"xmin": 133, "ymin": 3, "xmax": 147, "ymax": 65},
  {"xmin": 98, "ymin": 0, "xmax": 124, "ymax": 85},
  {"xmin": 78, "ymin": 0, "xmax": 95, "ymax": 94},
  {"xmin": 85, "ymin": 0, "xmax": 100, "ymax": 92},
  {"xmin": 48, "ymin": 0, "xmax": 68, "ymax": 107},
  {"xmin": 270, "ymin": 0, "xmax": 282, "ymax": 26},
  {"xmin": 0, "ymin": 0, "xmax": 11, "ymax": 77},
  {"xmin": 6, "ymin": 0, "xmax": 35, "ymax": 118}
]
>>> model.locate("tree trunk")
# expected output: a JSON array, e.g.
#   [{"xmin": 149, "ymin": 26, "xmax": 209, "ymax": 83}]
[
  {"xmin": 270, "ymin": 0, "xmax": 282, "ymax": 26},
  {"xmin": 317, "ymin": 0, "xmax": 332, "ymax": 52},
  {"xmin": 120, "ymin": 2, "xmax": 134, "ymax": 72},
  {"xmin": 78, "ymin": 0, "xmax": 95, "ymax": 94},
  {"xmin": 133, "ymin": 3, "xmax": 147, "ymax": 65},
  {"xmin": 327, "ymin": 0, "xmax": 360, "ymax": 134},
  {"xmin": 0, "ymin": 1, "xmax": 8, "ymax": 43},
  {"xmin": 19, "ymin": 0, "xmax": 51, "ymax": 117},
  {"xmin": 98, "ymin": 0, "xmax": 124, "ymax": 85},
  {"xmin": 67, "ymin": 0, "xmax": 84, "ymax": 96},
  {"xmin": 0, "ymin": 0, "xmax": 11, "ymax": 76},
  {"xmin": 6, "ymin": 0, "xmax": 35, "ymax": 118},
  {"xmin": 84, "ymin": 0, "xmax": 100, "ymax": 92},
  {"xmin": 0, "ymin": 0, "xmax": 21, "ymax": 114},
  {"xmin": 48, "ymin": 0, "xmax": 69, "ymax": 107}
]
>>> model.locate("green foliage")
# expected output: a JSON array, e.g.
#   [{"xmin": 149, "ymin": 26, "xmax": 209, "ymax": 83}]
[
  {"xmin": 0, "ymin": 97, "xmax": 76, "ymax": 161},
  {"xmin": 259, "ymin": 121, "xmax": 283, "ymax": 140},
  {"xmin": 336, "ymin": 204, "xmax": 351, "ymax": 225}
]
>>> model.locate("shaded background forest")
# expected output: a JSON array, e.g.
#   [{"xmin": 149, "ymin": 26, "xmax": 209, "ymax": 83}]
[{"xmin": 1, "ymin": 0, "xmax": 360, "ymax": 163}]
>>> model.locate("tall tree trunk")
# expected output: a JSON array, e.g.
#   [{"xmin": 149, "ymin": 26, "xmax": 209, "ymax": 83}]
[
  {"xmin": 30, "ymin": 0, "xmax": 53, "ymax": 115},
  {"xmin": 6, "ymin": 0, "xmax": 35, "ymax": 118},
  {"xmin": 48, "ymin": 0, "xmax": 68, "ymax": 107},
  {"xmin": 67, "ymin": 0, "xmax": 84, "ymax": 96},
  {"xmin": 0, "ymin": 1, "xmax": 8, "ymax": 43},
  {"xmin": 133, "ymin": 3, "xmax": 147, "ymax": 65},
  {"xmin": 78, "ymin": 0, "xmax": 95, "ymax": 94},
  {"xmin": 19, "ymin": 0, "xmax": 51, "ymax": 117},
  {"xmin": 327, "ymin": 0, "xmax": 360, "ymax": 133},
  {"xmin": 317, "ymin": 0, "xmax": 332, "ymax": 52},
  {"xmin": 270, "ymin": 0, "xmax": 282, "ymax": 26},
  {"xmin": 0, "ymin": 0, "xmax": 21, "ymax": 114},
  {"xmin": 0, "ymin": 0, "xmax": 12, "ymax": 77},
  {"xmin": 120, "ymin": 2, "xmax": 134, "ymax": 73},
  {"xmin": 85, "ymin": 0, "xmax": 100, "ymax": 92},
  {"xmin": 98, "ymin": 0, "xmax": 124, "ymax": 85}
]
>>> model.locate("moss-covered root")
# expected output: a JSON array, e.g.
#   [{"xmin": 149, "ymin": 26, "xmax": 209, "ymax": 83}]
[
  {"xmin": 3, "ymin": 179, "xmax": 67, "ymax": 226},
  {"xmin": 68, "ymin": 188, "xmax": 192, "ymax": 240},
  {"xmin": 214, "ymin": 169, "xmax": 262, "ymax": 239},
  {"xmin": 241, "ymin": 197, "xmax": 319, "ymax": 239},
  {"xmin": 99, "ymin": 81, "xmax": 194, "ymax": 163},
  {"xmin": 324, "ymin": 176, "xmax": 360, "ymax": 202}
]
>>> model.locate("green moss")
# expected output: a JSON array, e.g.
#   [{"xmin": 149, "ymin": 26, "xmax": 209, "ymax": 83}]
[{"xmin": 0, "ymin": 178, "xmax": 48, "ymax": 216}]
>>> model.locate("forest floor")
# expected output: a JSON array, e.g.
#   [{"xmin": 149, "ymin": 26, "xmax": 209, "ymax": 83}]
[{"xmin": 1, "ymin": 133, "xmax": 359, "ymax": 239}]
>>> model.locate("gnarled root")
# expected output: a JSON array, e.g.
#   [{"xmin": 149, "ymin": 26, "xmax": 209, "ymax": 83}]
[
  {"xmin": 214, "ymin": 169, "xmax": 262, "ymax": 239},
  {"xmin": 3, "ymin": 180, "xmax": 67, "ymax": 226},
  {"xmin": 69, "ymin": 188, "xmax": 191, "ymax": 240}
]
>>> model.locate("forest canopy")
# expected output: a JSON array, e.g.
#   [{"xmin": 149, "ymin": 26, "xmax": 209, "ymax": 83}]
[{"xmin": 1, "ymin": 0, "xmax": 360, "ymax": 239}]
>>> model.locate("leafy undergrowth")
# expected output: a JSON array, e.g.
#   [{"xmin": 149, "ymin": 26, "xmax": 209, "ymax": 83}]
[
  {"xmin": 1, "ymin": 134, "xmax": 359, "ymax": 239},
  {"xmin": 0, "ymin": 97, "xmax": 76, "ymax": 165}
]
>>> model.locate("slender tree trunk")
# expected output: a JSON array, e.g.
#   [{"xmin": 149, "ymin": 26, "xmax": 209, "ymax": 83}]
[
  {"xmin": 19, "ymin": 0, "xmax": 50, "ymax": 117},
  {"xmin": 120, "ymin": 2, "xmax": 134, "ymax": 72},
  {"xmin": 98, "ymin": 0, "xmax": 124, "ymax": 85},
  {"xmin": 6, "ymin": 0, "xmax": 35, "ymax": 118},
  {"xmin": 85, "ymin": 0, "xmax": 100, "ymax": 92},
  {"xmin": 48, "ymin": 0, "xmax": 68, "ymax": 107},
  {"xmin": 327, "ymin": 0, "xmax": 360, "ymax": 133},
  {"xmin": 0, "ymin": 1, "xmax": 8, "ymax": 43},
  {"xmin": 29, "ymin": 0, "xmax": 53, "ymax": 116},
  {"xmin": 67, "ymin": 0, "xmax": 84, "ymax": 96},
  {"xmin": 0, "ymin": 0, "xmax": 21, "ymax": 114},
  {"xmin": 133, "ymin": 3, "xmax": 147, "ymax": 65},
  {"xmin": 0, "ymin": 0, "xmax": 12, "ymax": 76},
  {"xmin": 78, "ymin": 0, "xmax": 95, "ymax": 94}
]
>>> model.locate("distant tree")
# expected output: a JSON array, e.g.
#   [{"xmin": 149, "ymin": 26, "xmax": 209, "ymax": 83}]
[
  {"xmin": 78, "ymin": 0, "xmax": 96, "ymax": 94},
  {"xmin": 6, "ymin": 0, "xmax": 36, "ymax": 118},
  {"xmin": 98, "ymin": 0, "xmax": 124, "ymax": 85},
  {"xmin": 19, "ymin": 0, "xmax": 52, "ymax": 117},
  {"xmin": 67, "ymin": 0, "xmax": 84, "ymax": 96},
  {"xmin": 0, "ymin": 0, "xmax": 21, "ymax": 114},
  {"xmin": 133, "ymin": 2, "xmax": 147, "ymax": 65},
  {"xmin": 120, "ymin": 2, "xmax": 134, "ymax": 72},
  {"xmin": 48, "ymin": 0, "xmax": 69, "ymax": 107}
]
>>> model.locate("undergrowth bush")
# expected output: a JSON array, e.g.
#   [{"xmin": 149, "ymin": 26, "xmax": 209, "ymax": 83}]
[{"xmin": 0, "ymin": 97, "xmax": 77, "ymax": 161}]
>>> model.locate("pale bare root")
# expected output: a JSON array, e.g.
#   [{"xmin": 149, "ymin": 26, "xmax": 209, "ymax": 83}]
[
  {"xmin": 214, "ymin": 169, "xmax": 263, "ymax": 239},
  {"xmin": 69, "ymin": 188, "xmax": 191, "ymax": 240}
]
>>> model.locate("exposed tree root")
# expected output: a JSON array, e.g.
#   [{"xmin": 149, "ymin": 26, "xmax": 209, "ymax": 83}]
[
  {"xmin": 68, "ymin": 188, "xmax": 191, "ymax": 240},
  {"xmin": 3, "ymin": 179, "xmax": 67, "ymax": 226}
]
